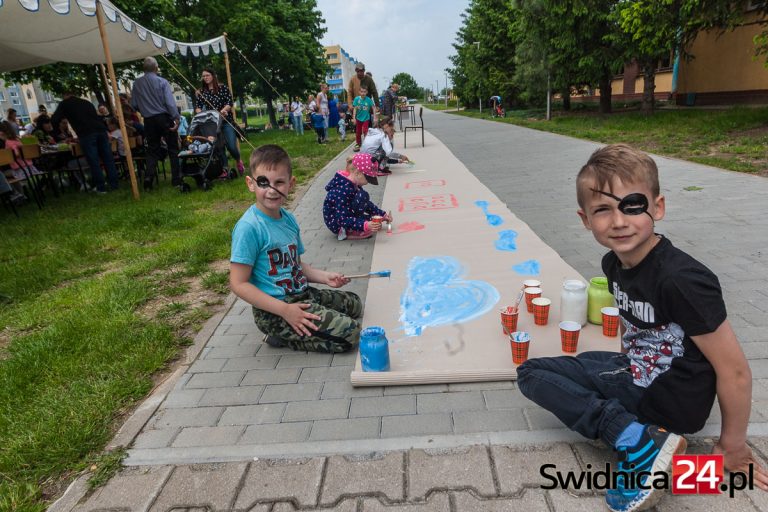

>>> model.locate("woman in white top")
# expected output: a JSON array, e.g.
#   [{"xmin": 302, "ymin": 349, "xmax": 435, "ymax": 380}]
[
  {"xmin": 317, "ymin": 83, "xmax": 330, "ymax": 142},
  {"xmin": 290, "ymin": 97, "xmax": 304, "ymax": 135}
]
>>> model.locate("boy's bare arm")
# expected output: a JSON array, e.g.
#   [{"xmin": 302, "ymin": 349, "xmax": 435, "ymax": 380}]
[
  {"xmin": 229, "ymin": 262, "xmax": 320, "ymax": 337},
  {"xmin": 301, "ymin": 261, "xmax": 350, "ymax": 289},
  {"xmin": 692, "ymin": 319, "xmax": 768, "ymax": 490}
]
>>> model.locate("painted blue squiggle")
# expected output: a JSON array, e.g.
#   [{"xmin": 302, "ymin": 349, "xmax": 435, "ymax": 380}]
[
  {"xmin": 495, "ymin": 230, "xmax": 518, "ymax": 251},
  {"xmin": 512, "ymin": 259, "xmax": 541, "ymax": 276},
  {"xmin": 400, "ymin": 256, "xmax": 500, "ymax": 336},
  {"xmin": 475, "ymin": 200, "xmax": 503, "ymax": 226}
]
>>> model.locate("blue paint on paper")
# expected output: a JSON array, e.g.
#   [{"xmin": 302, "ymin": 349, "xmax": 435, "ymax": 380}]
[
  {"xmin": 475, "ymin": 200, "xmax": 503, "ymax": 226},
  {"xmin": 512, "ymin": 259, "xmax": 541, "ymax": 276},
  {"xmin": 400, "ymin": 256, "xmax": 500, "ymax": 336},
  {"xmin": 494, "ymin": 230, "xmax": 518, "ymax": 251}
]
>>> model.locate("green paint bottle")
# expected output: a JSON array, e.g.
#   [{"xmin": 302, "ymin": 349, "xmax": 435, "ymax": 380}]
[{"xmin": 587, "ymin": 277, "xmax": 615, "ymax": 325}]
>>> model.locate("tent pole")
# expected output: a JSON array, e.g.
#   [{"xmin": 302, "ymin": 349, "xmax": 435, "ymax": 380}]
[
  {"xmin": 223, "ymin": 33, "xmax": 241, "ymax": 162},
  {"xmin": 99, "ymin": 64, "xmax": 116, "ymax": 114},
  {"xmin": 95, "ymin": 0, "xmax": 140, "ymax": 200}
]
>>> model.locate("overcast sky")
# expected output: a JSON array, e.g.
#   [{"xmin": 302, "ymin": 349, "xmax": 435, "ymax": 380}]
[{"xmin": 316, "ymin": 0, "xmax": 469, "ymax": 93}]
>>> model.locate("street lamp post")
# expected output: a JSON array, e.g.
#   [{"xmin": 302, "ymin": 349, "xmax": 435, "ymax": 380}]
[
  {"xmin": 445, "ymin": 73, "xmax": 448, "ymax": 108},
  {"xmin": 472, "ymin": 41, "xmax": 481, "ymax": 114}
]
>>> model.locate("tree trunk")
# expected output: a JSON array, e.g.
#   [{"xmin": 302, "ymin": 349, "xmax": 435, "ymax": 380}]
[
  {"xmin": 641, "ymin": 60, "xmax": 656, "ymax": 115},
  {"xmin": 266, "ymin": 95, "xmax": 277, "ymax": 128},
  {"xmin": 239, "ymin": 95, "xmax": 248, "ymax": 126},
  {"xmin": 598, "ymin": 74, "xmax": 612, "ymax": 115},
  {"xmin": 561, "ymin": 87, "xmax": 571, "ymax": 111}
]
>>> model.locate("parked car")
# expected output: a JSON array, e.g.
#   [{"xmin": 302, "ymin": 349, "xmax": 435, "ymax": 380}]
[{"xmin": 407, "ymin": 98, "xmax": 418, "ymax": 104}]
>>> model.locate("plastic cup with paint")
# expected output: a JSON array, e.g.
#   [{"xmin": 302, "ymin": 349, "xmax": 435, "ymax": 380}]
[
  {"xmin": 524, "ymin": 287, "xmax": 542, "ymax": 313},
  {"xmin": 523, "ymin": 279, "xmax": 542, "ymax": 289},
  {"xmin": 371, "ymin": 215, "xmax": 384, "ymax": 232},
  {"xmin": 509, "ymin": 331, "xmax": 530, "ymax": 365},
  {"xmin": 601, "ymin": 307, "xmax": 620, "ymax": 337},
  {"xmin": 532, "ymin": 297, "xmax": 551, "ymax": 325},
  {"xmin": 500, "ymin": 305, "xmax": 519, "ymax": 334},
  {"xmin": 559, "ymin": 321, "xmax": 581, "ymax": 353}
]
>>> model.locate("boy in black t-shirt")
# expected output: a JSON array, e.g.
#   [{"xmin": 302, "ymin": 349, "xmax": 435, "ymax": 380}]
[{"xmin": 518, "ymin": 144, "xmax": 767, "ymax": 511}]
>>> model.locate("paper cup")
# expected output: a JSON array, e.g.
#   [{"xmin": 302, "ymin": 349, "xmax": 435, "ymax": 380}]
[
  {"xmin": 500, "ymin": 306, "xmax": 519, "ymax": 334},
  {"xmin": 559, "ymin": 321, "xmax": 581, "ymax": 353},
  {"xmin": 509, "ymin": 331, "xmax": 530, "ymax": 365},
  {"xmin": 531, "ymin": 297, "xmax": 551, "ymax": 326},
  {"xmin": 524, "ymin": 287, "xmax": 542, "ymax": 313},
  {"xmin": 601, "ymin": 307, "xmax": 620, "ymax": 336},
  {"xmin": 523, "ymin": 279, "xmax": 542, "ymax": 289}
]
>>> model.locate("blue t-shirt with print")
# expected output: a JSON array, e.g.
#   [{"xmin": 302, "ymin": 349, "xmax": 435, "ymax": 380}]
[
  {"xmin": 231, "ymin": 205, "xmax": 309, "ymax": 299},
  {"xmin": 353, "ymin": 96, "xmax": 374, "ymax": 122}
]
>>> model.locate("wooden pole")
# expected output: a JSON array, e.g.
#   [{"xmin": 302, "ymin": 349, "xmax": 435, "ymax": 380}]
[
  {"xmin": 222, "ymin": 33, "xmax": 241, "ymax": 160},
  {"xmin": 98, "ymin": 63, "xmax": 115, "ymax": 114},
  {"xmin": 95, "ymin": 0, "xmax": 140, "ymax": 200}
]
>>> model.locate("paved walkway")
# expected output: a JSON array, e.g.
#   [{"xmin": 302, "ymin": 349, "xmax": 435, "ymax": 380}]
[{"xmin": 54, "ymin": 110, "xmax": 768, "ymax": 511}]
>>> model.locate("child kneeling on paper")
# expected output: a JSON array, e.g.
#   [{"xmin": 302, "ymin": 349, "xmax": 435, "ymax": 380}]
[
  {"xmin": 230, "ymin": 144, "xmax": 363, "ymax": 353},
  {"xmin": 360, "ymin": 117, "xmax": 409, "ymax": 175},
  {"xmin": 323, "ymin": 153, "xmax": 392, "ymax": 240},
  {"xmin": 517, "ymin": 144, "xmax": 768, "ymax": 512}
]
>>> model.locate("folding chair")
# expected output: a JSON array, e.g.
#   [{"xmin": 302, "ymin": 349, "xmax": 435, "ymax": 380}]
[
  {"xmin": 403, "ymin": 107, "xmax": 425, "ymax": 148},
  {"xmin": 22, "ymin": 143, "xmax": 58, "ymax": 198},
  {"xmin": 0, "ymin": 148, "xmax": 42, "ymax": 209}
]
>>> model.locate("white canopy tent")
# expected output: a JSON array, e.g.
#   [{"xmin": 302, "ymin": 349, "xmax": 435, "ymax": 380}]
[{"xmin": 0, "ymin": 0, "xmax": 230, "ymax": 199}]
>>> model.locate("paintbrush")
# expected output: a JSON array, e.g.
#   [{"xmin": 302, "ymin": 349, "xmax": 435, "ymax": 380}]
[
  {"xmin": 387, "ymin": 211, "xmax": 393, "ymax": 235},
  {"xmin": 512, "ymin": 289, "xmax": 524, "ymax": 312},
  {"xmin": 346, "ymin": 270, "xmax": 392, "ymax": 279}
]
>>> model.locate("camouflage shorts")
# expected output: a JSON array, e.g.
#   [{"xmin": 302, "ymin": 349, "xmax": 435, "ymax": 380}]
[{"xmin": 252, "ymin": 287, "xmax": 363, "ymax": 353}]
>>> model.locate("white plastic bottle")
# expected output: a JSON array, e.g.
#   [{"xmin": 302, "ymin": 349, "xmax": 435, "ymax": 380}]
[{"xmin": 560, "ymin": 279, "xmax": 588, "ymax": 326}]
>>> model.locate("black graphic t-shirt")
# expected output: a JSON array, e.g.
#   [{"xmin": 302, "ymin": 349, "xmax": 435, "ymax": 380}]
[{"xmin": 602, "ymin": 235, "xmax": 727, "ymax": 433}]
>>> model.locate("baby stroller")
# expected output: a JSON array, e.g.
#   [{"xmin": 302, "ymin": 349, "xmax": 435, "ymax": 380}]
[
  {"xmin": 178, "ymin": 111, "xmax": 232, "ymax": 192},
  {"xmin": 489, "ymin": 95, "xmax": 505, "ymax": 118}
]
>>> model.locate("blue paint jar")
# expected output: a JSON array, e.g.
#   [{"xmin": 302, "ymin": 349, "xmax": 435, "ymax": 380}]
[{"xmin": 360, "ymin": 326, "xmax": 390, "ymax": 372}]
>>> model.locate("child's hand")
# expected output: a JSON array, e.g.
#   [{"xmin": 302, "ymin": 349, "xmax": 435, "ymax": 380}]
[
  {"xmin": 325, "ymin": 272, "xmax": 350, "ymax": 288},
  {"xmin": 282, "ymin": 303, "xmax": 321, "ymax": 337},
  {"xmin": 385, "ymin": 213, "xmax": 393, "ymax": 223},
  {"xmin": 369, "ymin": 221, "xmax": 382, "ymax": 232},
  {"xmin": 713, "ymin": 442, "xmax": 768, "ymax": 491},
  {"xmin": 399, "ymin": 156, "xmax": 410, "ymax": 163}
]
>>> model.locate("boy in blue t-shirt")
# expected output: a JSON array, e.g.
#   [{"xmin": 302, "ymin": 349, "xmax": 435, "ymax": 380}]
[
  {"xmin": 230, "ymin": 144, "xmax": 363, "ymax": 353},
  {"xmin": 518, "ymin": 144, "xmax": 768, "ymax": 511},
  {"xmin": 352, "ymin": 87, "xmax": 376, "ymax": 151}
]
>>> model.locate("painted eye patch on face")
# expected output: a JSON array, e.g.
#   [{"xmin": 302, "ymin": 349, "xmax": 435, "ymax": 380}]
[
  {"xmin": 255, "ymin": 175, "xmax": 288, "ymax": 199},
  {"xmin": 590, "ymin": 189, "xmax": 651, "ymax": 219}
]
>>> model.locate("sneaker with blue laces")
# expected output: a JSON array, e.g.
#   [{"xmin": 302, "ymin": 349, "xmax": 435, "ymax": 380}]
[{"xmin": 605, "ymin": 425, "xmax": 687, "ymax": 512}]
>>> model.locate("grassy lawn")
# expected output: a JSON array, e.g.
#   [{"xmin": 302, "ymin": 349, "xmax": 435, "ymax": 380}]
[
  {"xmin": 422, "ymin": 100, "xmax": 459, "ymax": 111},
  {"xmin": 445, "ymin": 105, "xmax": 768, "ymax": 175},
  {"xmin": 0, "ymin": 128, "xmax": 349, "ymax": 512}
]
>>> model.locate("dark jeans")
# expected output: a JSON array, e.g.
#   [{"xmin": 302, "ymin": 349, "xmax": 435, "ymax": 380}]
[
  {"xmin": 517, "ymin": 351, "xmax": 643, "ymax": 446},
  {"xmin": 144, "ymin": 114, "xmax": 180, "ymax": 185},
  {"xmin": 221, "ymin": 122, "xmax": 241, "ymax": 167},
  {"xmin": 79, "ymin": 131, "xmax": 119, "ymax": 192}
]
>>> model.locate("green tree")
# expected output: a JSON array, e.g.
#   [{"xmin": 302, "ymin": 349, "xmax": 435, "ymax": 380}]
[{"xmin": 391, "ymin": 72, "xmax": 420, "ymax": 99}]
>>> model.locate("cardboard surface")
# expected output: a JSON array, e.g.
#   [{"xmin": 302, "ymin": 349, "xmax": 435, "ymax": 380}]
[{"xmin": 351, "ymin": 132, "xmax": 618, "ymax": 386}]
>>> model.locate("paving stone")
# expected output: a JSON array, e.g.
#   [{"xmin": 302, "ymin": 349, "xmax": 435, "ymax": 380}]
[
  {"xmin": 219, "ymin": 403, "xmax": 286, "ymax": 426},
  {"xmin": 188, "ymin": 358, "xmax": 227, "ymax": 373},
  {"xmin": 270, "ymin": 499, "xmax": 357, "ymax": 512},
  {"xmin": 299, "ymin": 366, "xmax": 354, "ymax": 383},
  {"xmin": 360, "ymin": 493, "xmax": 449, "ymax": 511},
  {"xmin": 185, "ymin": 371, "xmax": 245, "ymax": 389},
  {"xmin": 149, "ymin": 463, "xmax": 248, "ymax": 512},
  {"xmin": 198, "ymin": 386, "xmax": 264, "ymax": 407},
  {"xmin": 492, "ymin": 443, "xmax": 583, "ymax": 495},
  {"xmin": 234, "ymin": 458, "xmax": 324, "ymax": 508},
  {"xmin": 151, "ymin": 407, "xmax": 223, "ymax": 429},
  {"xmin": 320, "ymin": 452, "xmax": 404, "ymax": 505},
  {"xmin": 484, "ymin": 388, "xmax": 534, "ymax": 409},
  {"xmin": 162, "ymin": 389, "xmax": 206, "ymax": 408},
  {"xmin": 171, "ymin": 426, "xmax": 245, "ymax": 447},
  {"xmin": 206, "ymin": 334, "xmax": 246, "ymax": 347},
  {"xmin": 332, "ymin": 351, "xmax": 359, "ymax": 366},
  {"xmin": 452, "ymin": 489, "xmax": 550, "ymax": 511},
  {"xmin": 321, "ymin": 381, "xmax": 384, "ymax": 399},
  {"xmin": 656, "ymin": 492, "xmax": 758, "ymax": 511},
  {"xmin": 350, "ymin": 395, "xmax": 417, "ymax": 418},
  {"xmin": 224, "ymin": 323, "xmax": 258, "ymax": 335},
  {"xmin": 416, "ymin": 391, "xmax": 486, "ymax": 414},
  {"xmin": 384, "ymin": 384, "xmax": 448, "ymax": 395},
  {"xmin": 309, "ymin": 417, "xmax": 381, "ymax": 441},
  {"xmin": 203, "ymin": 345, "xmax": 258, "ymax": 359},
  {"xmin": 242, "ymin": 368, "xmax": 301, "ymax": 386},
  {"xmin": 447, "ymin": 381, "xmax": 514, "ymax": 392},
  {"xmin": 76, "ymin": 465, "xmax": 172, "ymax": 511},
  {"xmin": 453, "ymin": 409, "xmax": 527, "ymax": 433},
  {"xmin": 222, "ymin": 355, "xmax": 280, "ymax": 372},
  {"xmin": 260, "ymin": 383, "xmax": 323, "ymax": 403},
  {"xmin": 239, "ymin": 422, "xmax": 311, "ymax": 444},
  {"xmin": 283, "ymin": 399, "xmax": 350, "ymax": 422},
  {"xmin": 546, "ymin": 490, "xmax": 607, "ymax": 512},
  {"xmin": 380, "ymin": 413, "xmax": 452, "ymax": 438},
  {"xmin": 275, "ymin": 352, "xmax": 334, "ymax": 368},
  {"xmin": 408, "ymin": 446, "xmax": 495, "ymax": 499},
  {"xmin": 525, "ymin": 407, "xmax": 566, "ymax": 430},
  {"xmin": 132, "ymin": 429, "xmax": 179, "ymax": 449}
]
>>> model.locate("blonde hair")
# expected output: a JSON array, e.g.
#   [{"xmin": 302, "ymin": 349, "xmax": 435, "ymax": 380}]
[{"xmin": 576, "ymin": 144, "xmax": 660, "ymax": 208}]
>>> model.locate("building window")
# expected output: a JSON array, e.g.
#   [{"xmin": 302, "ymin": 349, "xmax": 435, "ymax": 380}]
[
  {"xmin": 327, "ymin": 53, "xmax": 337, "ymax": 60},
  {"xmin": 175, "ymin": 95, "xmax": 182, "ymax": 101},
  {"xmin": 26, "ymin": 90, "xmax": 33, "ymax": 100},
  {"xmin": 45, "ymin": 92, "xmax": 53, "ymax": 101},
  {"xmin": 12, "ymin": 98, "xmax": 21, "ymax": 105},
  {"xmin": 9, "ymin": 90, "xmax": 18, "ymax": 97},
  {"xmin": 0, "ymin": 92, "xmax": 5, "ymax": 101}
]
